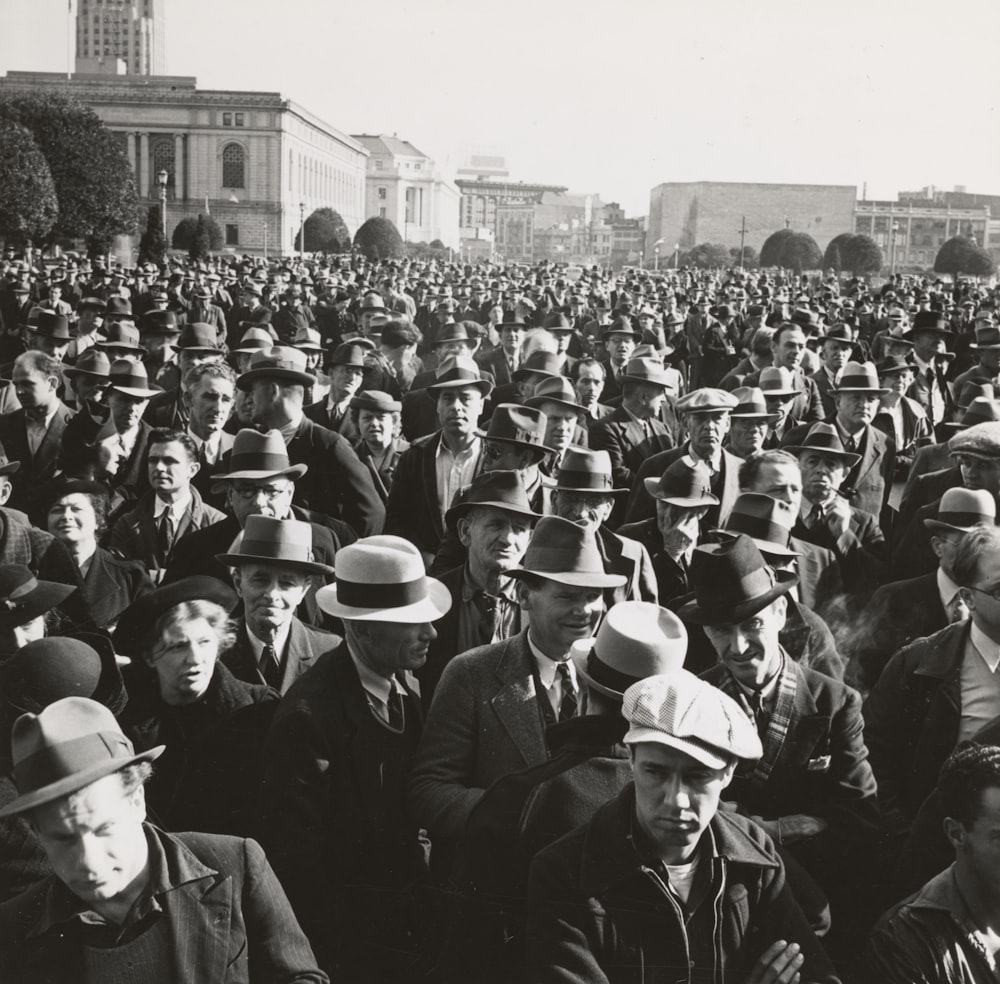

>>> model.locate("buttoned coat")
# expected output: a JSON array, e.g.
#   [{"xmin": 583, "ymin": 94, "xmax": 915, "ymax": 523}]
[
  {"xmin": 899, "ymin": 446, "xmax": 955, "ymax": 518},
  {"xmin": 0, "ymin": 401, "xmax": 73, "ymax": 511},
  {"xmin": 587, "ymin": 406, "xmax": 675, "ymax": 493},
  {"xmin": 221, "ymin": 617, "xmax": 339, "ymax": 695}
]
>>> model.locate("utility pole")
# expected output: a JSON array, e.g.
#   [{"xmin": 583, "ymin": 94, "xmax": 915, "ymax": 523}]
[{"xmin": 737, "ymin": 216, "xmax": 747, "ymax": 268}]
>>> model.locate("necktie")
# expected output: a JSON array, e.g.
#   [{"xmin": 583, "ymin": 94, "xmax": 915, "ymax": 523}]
[
  {"xmin": 386, "ymin": 686, "xmax": 404, "ymax": 730},
  {"xmin": 556, "ymin": 662, "xmax": 578, "ymax": 722},
  {"xmin": 749, "ymin": 690, "xmax": 768, "ymax": 732},
  {"xmin": 474, "ymin": 590, "xmax": 502, "ymax": 644},
  {"xmin": 843, "ymin": 433, "xmax": 857, "ymax": 453},
  {"xmin": 808, "ymin": 503, "xmax": 825, "ymax": 529},
  {"xmin": 260, "ymin": 643, "xmax": 282, "ymax": 689},
  {"xmin": 156, "ymin": 511, "xmax": 174, "ymax": 563},
  {"xmin": 948, "ymin": 594, "xmax": 969, "ymax": 624}
]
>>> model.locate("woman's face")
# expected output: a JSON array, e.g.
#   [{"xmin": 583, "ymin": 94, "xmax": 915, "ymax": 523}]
[
  {"xmin": 359, "ymin": 409, "xmax": 394, "ymax": 450},
  {"xmin": 47, "ymin": 494, "xmax": 98, "ymax": 550},
  {"xmin": 148, "ymin": 615, "xmax": 220, "ymax": 706}
]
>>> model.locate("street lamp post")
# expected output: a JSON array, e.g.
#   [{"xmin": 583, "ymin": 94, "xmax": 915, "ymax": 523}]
[
  {"xmin": 298, "ymin": 202, "xmax": 305, "ymax": 263},
  {"xmin": 263, "ymin": 222, "xmax": 268, "ymax": 261},
  {"xmin": 653, "ymin": 237, "xmax": 664, "ymax": 272},
  {"xmin": 157, "ymin": 169, "xmax": 168, "ymax": 250},
  {"xmin": 674, "ymin": 243, "xmax": 680, "ymax": 269},
  {"xmin": 890, "ymin": 220, "xmax": 899, "ymax": 277}
]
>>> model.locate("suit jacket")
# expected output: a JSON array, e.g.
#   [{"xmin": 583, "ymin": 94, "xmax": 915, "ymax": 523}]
[
  {"xmin": 408, "ymin": 630, "xmax": 552, "ymax": 847},
  {"xmin": 303, "ymin": 400, "xmax": 360, "ymax": 441},
  {"xmin": 897, "ymin": 463, "xmax": 961, "ymax": 541},
  {"xmin": 906, "ymin": 358, "xmax": 955, "ymax": 426},
  {"xmin": 790, "ymin": 535, "xmax": 845, "ymax": 617},
  {"xmin": 872, "ymin": 397, "xmax": 933, "ymax": 468},
  {"xmin": 0, "ymin": 402, "xmax": 73, "ymax": 511},
  {"xmin": 354, "ymin": 439, "xmax": 406, "ymax": 504},
  {"xmin": 587, "ymin": 406, "xmax": 675, "ymax": 493},
  {"xmin": 856, "ymin": 571, "xmax": 947, "ymax": 691},
  {"xmin": 78, "ymin": 546, "xmax": 154, "ymax": 632},
  {"xmin": 113, "ymin": 419, "xmax": 154, "ymax": 500},
  {"xmin": 595, "ymin": 525, "xmax": 658, "ymax": 606},
  {"xmin": 107, "ymin": 486, "xmax": 226, "ymax": 574},
  {"xmin": 476, "ymin": 347, "xmax": 517, "ymax": 387},
  {"xmin": 719, "ymin": 356, "xmax": 759, "ymax": 392},
  {"xmin": 222, "ymin": 617, "xmax": 339, "ymax": 695},
  {"xmin": 0, "ymin": 825, "xmax": 326, "ymax": 984},
  {"xmin": 142, "ymin": 386, "xmax": 187, "ymax": 429},
  {"xmin": 899, "ymin": 444, "xmax": 954, "ymax": 517},
  {"xmin": 400, "ymin": 387, "xmax": 440, "ymax": 442},
  {"xmin": 744, "ymin": 366, "xmax": 825, "ymax": 425},
  {"xmin": 811, "ymin": 368, "xmax": 839, "ymax": 419},
  {"xmin": 284, "ymin": 416, "xmax": 385, "ymax": 536},
  {"xmin": 189, "ymin": 430, "xmax": 235, "ymax": 513}
]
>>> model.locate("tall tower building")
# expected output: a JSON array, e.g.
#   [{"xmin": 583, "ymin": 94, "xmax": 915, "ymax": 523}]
[{"xmin": 75, "ymin": 0, "xmax": 166, "ymax": 76}]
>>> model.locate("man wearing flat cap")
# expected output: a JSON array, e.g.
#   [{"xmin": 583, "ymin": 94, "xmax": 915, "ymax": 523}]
[
  {"xmin": 0, "ymin": 696, "xmax": 326, "ymax": 983},
  {"xmin": 259, "ymin": 535, "xmax": 451, "ymax": 980},
  {"xmin": 526, "ymin": 669, "xmax": 840, "ymax": 984}
]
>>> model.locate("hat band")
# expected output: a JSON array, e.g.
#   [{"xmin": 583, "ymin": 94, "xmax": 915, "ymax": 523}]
[
  {"xmin": 734, "ymin": 403, "xmax": 769, "ymax": 415},
  {"xmin": 2, "ymin": 575, "xmax": 40, "ymax": 609},
  {"xmin": 557, "ymin": 469, "xmax": 613, "ymax": 491},
  {"xmin": 238, "ymin": 538, "xmax": 313, "ymax": 564},
  {"xmin": 337, "ymin": 575, "xmax": 428, "ymax": 609},
  {"xmin": 225, "ymin": 452, "xmax": 293, "ymax": 475},
  {"xmin": 15, "ymin": 731, "xmax": 135, "ymax": 793},
  {"xmin": 727, "ymin": 515, "xmax": 789, "ymax": 546},
  {"xmin": 936, "ymin": 511, "xmax": 992, "ymax": 527},
  {"xmin": 522, "ymin": 547, "xmax": 603, "ymax": 576},
  {"xmin": 586, "ymin": 649, "xmax": 639, "ymax": 695}
]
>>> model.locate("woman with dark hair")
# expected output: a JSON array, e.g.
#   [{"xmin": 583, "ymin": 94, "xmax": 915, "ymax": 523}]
[
  {"xmin": 43, "ymin": 478, "xmax": 152, "ymax": 633},
  {"xmin": 114, "ymin": 576, "xmax": 278, "ymax": 836}
]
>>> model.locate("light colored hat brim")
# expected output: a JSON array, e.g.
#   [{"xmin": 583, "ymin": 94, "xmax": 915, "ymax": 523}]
[
  {"xmin": 210, "ymin": 463, "xmax": 308, "ymax": 482},
  {"xmin": 108, "ymin": 383, "xmax": 162, "ymax": 398},
  {"xmin": 832, "ymin": 386, "xmax": 890, "ymax": 395},
  {"xmin": 785, "ymin": 444, "xmax": 861, "ymax": 467},
  {"xmin": 760, "ymin": 388, "xmax": 802, "ymax": 398},
  {"xmin": 622, "ymin": 729, "xmax": 731, "ymax": 769},
  {"xmin": 504, "ymin": 568, "xmax": 627, "ymax": 589},
  {"xmin": 924, "ymin": 518, "xmax": 993, "ymax": 534},
  {"xmin": 315, "ymin": 577, "xmax": 453, "ymax": 623}
]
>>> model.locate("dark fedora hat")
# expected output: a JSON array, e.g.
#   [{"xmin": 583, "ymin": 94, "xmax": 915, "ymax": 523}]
[
  {"xmin": 0, "ymin": 564, "xmax": 76, "ymax": 632},
  {"xmin": 716, "ymin": 492, "xmax": 800, "ymax": 559},
  {"xmin": 107, "ymin": 358, "xmax": 162, "ymax": 399},
  {"xmin": 63, "ymin": 349, "xmax": 111, "ymax": 381},
  {"xmin": 970, "ymin": 324, "xmax": 1000, "ymax": 351},
  {"xmin": 232, "ymin": 326, "xmax": 274, "ymax": 355},
  {"xmin": 27, "ymin": 311, "xmax": 71, "ymax": 340},
  {"xmin": 211, "ymin": 428, "xmax": 308, "ymax": 482},
  {"xmin": 555, "ymin": 447, "xmax": 628, "ymax": 497},
  {"xmin": 426, "ymin": 356, "xmax": 493, "ymax": 397},
  {"xmin": 0, "ymin": 697, "xmax": 163, "ymax": 817},
  {"xmin": 599, "ymin": 316, "xmax": 642, "ymax": 342},
  {"xmin": 61, "ymin": 399, "xmax": 117, "ymax": 447},
  {"xmin": 77, "ymin": 296, "xmax": 107, "ymax": 313},
  {"xmin": 176, "ymin": 322, "xmax": 222, "ymax": 353},
  {"xmin": 103, "ymin": 296, "xmax": 134, "ymax": 321},
  {"xmin": 875, "ymin": 354, "xmax": 916, "ymax": 377},
  {"xmin": 38, "ymin": 477, "xmax": 109, "ymax": 516},
  {"xmin": 0, "ymin": 439, "xmax": 20, "ymax": 477},
  {"xmin": 542, "ymin": 311, "xmax": 574, "ymax": 332},
  {"xmin": 677, "ymin": 535, "xmax": 798, "ymax": 626},
  {"xmin": 504, "ymin": 515, "xmax": 626, "ymax": 589},
  {"xmin": 644, "ymin": 458, "xmax": 718, "ymax": 508},
  {"xmin": 945, "ymin": 392, "xmax": 1000, "ymax": 430},
  {"xmin": 904, "ymin": 310, "xmax": 953, "ymax": 340},
  {"xmin": 512, "ymin": 351, "xmax": 563, "ymax": 383},
  {"xmin": 432, "ymin": 322, "xmax": 476, "ymax": 347},
  {"xmin": 478, "ymin": 404, "xmax": 554, "ymax": 460},
  {"xmin": 217, "ymin": 515, "xmax": 334, "ymax": 576},
  {"xmin": 237, "ymin": 346, "xmax": 314, "ymax": 390},
  {"xmin": 349, "ymin": 389, "xmax": 401, "ymax": 414},
  {"xmin": 526, "ymin": 376, "xmax": 587, "ymax": 415},
  {"xmin": 328, "ymin": 342, "xmax": 368, "ymax": 368},
  {"xmin": 814, "ymin": 323, "xmax": 861, "ymax": 356},
  {"xmin": 831, "ymin": 361, "xmax": 889, "ymax": 395},
  {"xmin": 786, "ymin": 421, "xmax": 861, "ymax": 466},
  {"xmin": 140, "ymin": 309, "xmax": 181, "ymax": 335},
  {"xmin": 112, "ymin": 576, "xmax": 237, "ymax": 661},
  {"xmin": 97, "ymin": 323, "xmax": 146, "ymax": 355},
  {"xmin": 445, "ymin": 469, "xmax": 540, "ymax": 527},
  {"xmin": 790, "ymin": 308, "xmax": 820, "ymax": 331}
]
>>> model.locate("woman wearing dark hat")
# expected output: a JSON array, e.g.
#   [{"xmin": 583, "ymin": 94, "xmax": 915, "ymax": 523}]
[
  {"xmin": 349, "ymin": 389, "xmax": 407, "ymax": 502},
  {"xmin": 43, "ymin": 478, "xmax": 152, "ymax": 632},
  {"xmin": 0, "ymin": 564, "xmax": 78, "ymax": 654},
  {"xmin": 114, "ymin": 576, "xmax": 277, "ymax": 836}
]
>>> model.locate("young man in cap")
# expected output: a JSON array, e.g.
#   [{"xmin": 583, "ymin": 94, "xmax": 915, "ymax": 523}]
[
  {"xmin": 259, "ymin": 535, "xmax": 451, "ymax": 979},
  {"xmin": 409, "ymin": 516, "xmax": 625, "ymax": 864},
  {"xmin": 0, "ymin": 696, "xmax": 326, "ymax": 983},
  {"xmin": 526, "ymin": 667, "xmax": 839, "ymax": 984},
  {"xmin": 240, "ymin": 346, "xmax": 384, "ymax": 537}
]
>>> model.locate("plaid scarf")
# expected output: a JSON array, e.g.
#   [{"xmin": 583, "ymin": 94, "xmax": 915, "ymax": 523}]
[{"xmin": 717, "ymin": 650, "xmax": 797, "ymax": 787}]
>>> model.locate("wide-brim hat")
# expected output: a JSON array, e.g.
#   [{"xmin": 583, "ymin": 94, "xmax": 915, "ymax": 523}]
[
  {"xmin": 106, "ymin": 359, "xmax": 161, "ymax": 399},
  {"xmin": 112, "ymin": 576, "xmax": 237, "ymax": 661},
  {"xmin": 210, "ymin": 428, "xmax": 308, "ymax": 483},
  {"xmin": 971, "ymin": 325, "xmax": 1000, "ymax": 351},
  {"xmin": 329, "ymin": 342, "xmax": 368, "ymax": 369},
  {"xmin": 758, "ymin": 366, "xmax": 803, "ymax": 398},
  {"xmin": 677, "ymin": 536, "xmax": 797, "ymax": 625},
  {"xmin": 477, "ymin": 404, "xmax": 554, "ymax": 460},
  {"xmin": 512, "ymin": 352, "xmax": 563, "ymax": 383},
  {"xmin": 0, "ymin": 697, "xmax": 164, "ymax": 818},
  {"xmin": 729, "ymin": 386, "xmax": 779, "ymax": 421},
  {"xmin": 504, "ymin": 515, "xmax": 626, "ymax": 589},
  {"xmin": 621, "ymin": 357, "xmax": 675, "ymax": 390},
  {"xmin": 0, "ymin": 443, "xmax": 20, "ymax": 477},
  {"xmin": 714, "ymin": 492, "xmax": 799, "ymax": 559},
  {"xmin": 140, "ymin": 309, "xmax": 181, "ymax": 335},
  {"xmin": 831, "ymin": 361, "xmax": 889, "ymax": 395},
  {"xmin": 425, "ymin": 356, "xmax": 493, "ymax": 397},
  {"xmin": 315, "ymin": 535, "xmax": 452, "ymax": 623},
  {"xmin": 875, "ymin": 355, "xmax": 916, "ymax": 377},
  {"xmin": 813, "ymin": 323, "xmax": 861, "ymax": 357},
  {"xmin": 63, "ymin": 350, "xmax": 112, "ymax": 381},
  {"xmin": 27, "ymin": 311, "xmax": 71, "ymax": 340},
  {"xmin": 600, "ymin": 317, "xmax": 642, "ymax": 342},
  {"xmin": 445, "ymin": 469, "xmax": 541, "ymax": 528},
  {"xmin": 217, "ymin": 515, "xmax": 333, "ymax": 575},
  {"xmin": 233, "ymin": 327, "xmax": 274, "ymax": 354},
  {"xmin": 904, "ymin": 311, "xmax": 953, "ymax": 340},
  {"xmin": 97, "ymin": 324, "xmax": 146, "ymax": 355},
  {"xmin": 237, "ymin": 346, "xmax": 315, "ymax": 390},
  {"xmin": 644, "ymin": 458, "xmax": 719, "ymax": 508},
  {"xmin": 176, "ymin": 322, "xmax": 222, "ymax": 353},
  {"xmin": 555, "ymin": 447, "xmax": 628, "ymax": 497},
  {"xmin": 0, "ymin": 564, "xmax": 76, "ymax": 632},
  {"xmin": 292, "ymin": 327, "xmax": 324, "ymax": 353},
  {"xmin": 786, "ymin": 422, "xmax": 861, "ymax": 467},
  {"xmin": 571, "ymin": 601, "xmax": 687, "ymax": 699},
  {"xmin": 924, "ymin": 488, "xmax": 997, "ymax": 535}
]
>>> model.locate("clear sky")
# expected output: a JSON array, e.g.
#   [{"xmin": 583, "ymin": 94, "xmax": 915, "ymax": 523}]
[{"xmin": 2, "ymin": 0, "xmax": 998, "ymax": 217}]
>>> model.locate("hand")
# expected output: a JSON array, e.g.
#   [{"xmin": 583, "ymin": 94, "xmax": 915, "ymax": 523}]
[
  {"xmin": 661, "ymin": 527, "xmax": 695, "ymax": 563},
  {"xmin": 825, "ymin": 495, "xmax": 852, "ymax": 539},
  {"xmin": 745, "ymin": 940, "xmax": 804, "ymax": 984},
  {"xmin": 777, "ymin": 814, "xmax": 829, "ymax": 844}
]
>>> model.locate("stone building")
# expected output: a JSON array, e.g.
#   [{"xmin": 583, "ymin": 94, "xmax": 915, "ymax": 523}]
[{"xmin": 75, "ymin": 0, "xmax": 166, "ymax": 77}]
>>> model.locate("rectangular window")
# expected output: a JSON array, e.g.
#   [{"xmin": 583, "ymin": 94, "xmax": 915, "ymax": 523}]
[
  {"xmin": 375, "ymin": 160, "xmax": 383, "ymax": 170},
  {"xmin": 377, "ymin": 187, "xmax": 387, "ymax": 201},
  {"xmin": 379, "ymin": 207, "xmax": 387, "ymax": 219},
  {"xmin": 222, "ymin": 112, "xmax": 233, "ymax": 126},
  {"xmin": 234, "ymin": 113, "xmax": 245, "ymax": 127},
  {"xmin": 226, "ymin": 224, "xmax": 239, "ymax": 246}
]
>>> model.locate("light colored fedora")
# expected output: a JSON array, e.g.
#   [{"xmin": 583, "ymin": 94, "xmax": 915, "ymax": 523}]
[{"xmin": 211, "ymin": 428, "xmax": 308, "ymax": 482}]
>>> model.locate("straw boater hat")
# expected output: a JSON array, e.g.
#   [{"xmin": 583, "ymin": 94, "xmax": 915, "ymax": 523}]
[
  {"xmin": 923, "ymin": 488, "xmax": 997, "ymax": 535},
  {"xmin": 786, "ymin": 422, "xmax": 861, "ymax": 467},
  {"xmin": 106, "ymin": 359, "xmax": 162, "ymax": 399},
  {"xmin": 503, "ymin": 515, "xmax": 626, "ymax": 589},
  {"xmin": 571, "ymin": 601, "xmax": 687, "ymax": 700},
  {"xmin": 0, "ymin": 697, "xmax": 164, "ymax": 818},
  {"xmin": 217, "ymin": 515, "xmax": 334, "ymax": 576},
  {"xmin": 211, "ymin": 429, "xmax": 308, "ymax": 483},
  {"xmin": 715, "ymin": 493, "xmax": 800, "ymax": 559},
  {"xmin": 555, "ymin": 447, "xmax": 628, "ymax": 497},
  {"xmin": 315, "ymin": 535, "xmax": 452, "ymax": 623}
]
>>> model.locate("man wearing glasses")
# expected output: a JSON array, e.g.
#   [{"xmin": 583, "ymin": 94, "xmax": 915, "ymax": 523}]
[{"xmin": 865, "ymin": 523, "xmax": 1000, "ymax": 854}]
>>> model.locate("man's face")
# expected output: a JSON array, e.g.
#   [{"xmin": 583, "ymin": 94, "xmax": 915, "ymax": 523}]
[
  {"xmin": 186, "ymin": 376, "xmax": 234, "ymax": 435},
  {"xmin": 142, "ymin": 334, "xmax": 174, "ymax": 359},
  {"xmin": 688, "ymin": 411, "xmax": 730, "ymax": 460},
  {"xmin": 606, "ymin": 333, "xmax": 635, "ymax": 366},
  {"xmin": 249, "ymin": 380, "xmax": 281, "ymax": 425},
  {"xmin": 30, "ymin": 335, "xmax": 69, "ymax": 362},
  {"xmin": 746, "ymin": 461, "xmax": 803, "ymax": 515},
  {"xmin": 883, "ymin": 369, "xmax": 913, "ymax": 396},
  {"xmin": 773, "ymin": 328, "xmax": 807, "ymax": 370},
  {"xmin": 623, "ymin": 382, "xmax": 665, "ymax": 420},
  {"xmin": 656, "ymin": 501, "xmax": 707, "ymax": 555},
  {"xmin": 553, "ymin": 490, "xmax": 614, "ymax": 532},
  {"xmin": 539, "ymin": 402, "xmax": 578, "ymax": 455},
  {"xmin": 836, "ymin": 391, "xmax": 879, "ymax": 431},
  {"xmin": 821, "ymin": 340, "xmax": 853, "ymax": 373},
  {"xmin": 575, "ymin": 365, "xmax": 605, "ymax": 407},
  {"xmin": 459, "ymin": 506, "xmax": 532, "ymax": 577},
  {"xmin": 78, "ymin": 310, "xmax": 104, "ymax": 333},
  {"xmin": 226, "ymin": 477, "xmax": 295, "ymax": 527},
  {"xmin": 979, "ymin": 349, "xmax": 1000, "ymax": 373},
  {"xmin": 948, "ymin": 786, "xmax": 1000, "ymax": 896},
  {"xmin": 913, "ymin": 331, "xmax": 945, "ymax": 362},
  {"xmin": 13, "ymin": 366, "xmax": 56, "ymax": 410},
  {"xmin": 521, "ymin": 578, "xmax": 604, "ymax": 657},
  {"xmin": 799, "ymin": 450, "xmax": 847, "ymax": 504},
  {"xmin": 631, "ymin": 743, "xmax": 734, "ymax": 864},
  {"xmin": 956, "ymin": 453, "xmax": 1000, "ymax": 496},
  {"xmin": 234, "ymin": 563, "xmax": 310, "ymax": 637},
  {"xmin": 107, "ymin": 390, "xmax": 148, "ymax": 433},
  {"xmin": 500, "ymin": 326, "xmax": 522, "ymax": 356},
  {"xmin": 703, "ymin": 596, "xmax": 787, "ymax": 689},
  {"xmin": 33, "ymin": 773, "xmax": 148, "ymax": 911},
  {"xmin": 963, "ymin": 544, "xmax": 1000, "ymax": 638},
  {"xmin": 354, "ymin": 620, "xmax": 438, "ymax": 676},
  {"xmin": 329, "ymin": 363, "xmax": 364, "ymax": 404},
  {"xmin": 148, "ymin": 615, "xmax": 220, "ymax": 705},
  {"xmin": 729, "ymin": 418, "xmax": 768, "ymax": 459},
  {"xmin": 437, "ymin": 386, "xmax": 484, "ymax": 438},
  {"xmin": 147, "ymin": 440, "xmax": 197, "ymax": 497},
  {"xmin": 483, "ymin": 440, "xmax": 533, "ymax": 472},
  {"xmin": 437, "ymin": 338, "xmax": 473, "ymax": 361}
]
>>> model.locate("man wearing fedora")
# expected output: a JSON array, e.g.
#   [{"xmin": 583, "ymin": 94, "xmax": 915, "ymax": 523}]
[
  {"xmin": 477, "ymin": 320, "xmax": 525, "ymax": 387},
  {"xmin": 259, "ymin": 535, "xmax": 451, "ymax": 979},
  {"xmin": 0, "ymin": 696, "xmax": 326, "ymax": 983},
  {"xmin": 526, "ymin": 669, "xmax": 839, "ymax": 984},
  {"xmin": 526, "ymin": 375, "xmax": 590, "ymax": 470},
  {"xmin": 62, "ymin": 349, "xmax": 110, "ymax": 412},
  {"xmin": 218, "ymin": 515, "xmax": 339, "ymax": 693},
  {"xmin": 726, "ymin": 385, "xmax": 781, "ymax": 460},
  {"xmin": 100, "ymin": 357, "xmax": 162, "ymax": 500},
  {"xmin": 952, "ymin": 320, "xmax": 1000, "ymax": 399},
  {"xmin": 143, "ymin": 323, "xmax": 225, "ymax": 430},
  {"xmin": 240, "ymin": 345, "xmax": 384, "ymax": 537},
  {"xmin": 597, "ymin": 317, "xmax": 641, "ymax": 401},
  {"xmin": 905, "ymin": 310, "xmax": 956, "ymax": 433},
  {"xmin": 744, "ymin": 323, "xmax": 826, "ymax": 427},
  {"xmin": 386, "ymin": 356, "xmax": 493, "ymax": 564},
  {"xmin": 682, "ymin": 536, "xmax": 879, "ymax": 951},
  {"xmin": 304, "ymin": 341, "xmax": 366, "ymax": 436},
  {"xmin": 0, "ymin": 351, "xmax": 74, "ymax": 513},
  {"xmin": 811, "ymin": 324, "xmax": 862, "ymax": 417}
]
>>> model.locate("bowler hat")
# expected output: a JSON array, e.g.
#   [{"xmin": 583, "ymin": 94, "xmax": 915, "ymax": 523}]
[
  {"xmin": 758, "ymin": 366, "xmax": 802, "ymax": 398},
  {"xmin": 350, "ymin": 389, "xmax": 401, "ymax": 414},
  {"xmin": 27, "ymin": 311, "xmax": 71, "ymax": 341},
  {"xmin": 643, "ymin": 458, "xmax": 718, "ymax": 508},
  {"xmin": 97, "ymin": 323, "xmax": 146, "ymax": 355},
  {"xmin": 446, "ymin": 469, "xmax": 540, "ymax": 527},
  {"xmin": 217, "ymin": 515, "xmax": 334, "ymax": 575},
  {"xmin": 478, "ymin": 404, "xmax": 554, "ymax": 460},
  {"xmin": 176, "ymin": 322, "xmax": 222, "ymax": 353},
  {"xmin": 0, "ymin": 697, "xmax": 164, "ymax": 818},
  {"xmin": 63, "ymin": 349, "xmax": 111, "ymax": 382},
  {"xmin": 676, "ymin": 388, "xmax": 738, "ymax": 414},
  {"xmin": 140, "ymin": 309, "xmax": 181, "ymax": 336},
  {"xmin": 211, "ymin": 428, "xmax": 308, "ymax": 483},
  {"xmin": 924, "ymin": 487, "xmax": 997, "ymax": 535},
  {"xmin": 512, "ymin": 351, "xmax": 563, "ymax": 383},
  {"xmin": 425, "ymin": 356, "xmax": 493, "ymax": 397},
  {"xmin": 237, "ymin": 346, "xmax": 314, "ymax": 390},
  {"xmin": 504, "ymin": 515, "xmax": 626, "ymax": 589},
  {"xmin": 555, "ymin": 447, "xmax": 627, "ymax": 497},
  {"xmin": 0, "ymin": 564, "xmax": 76, "ymax": 632},
  {"xmin": 106, "ymin": 359, "xmax": 162, "ymax": 399},
  {"xmin": 730, "ymin": 387, "xmax": 779, "ymax": 421},
  {"xmin": 526, "ymin": 376, "xmax": 587, "ymax": 415},
  {"xmin": 315, "ymin": 534, "xmax": 452, "ymax": 623},
  {"xmin": 716, "ymin": 493, "xmax": 799, "ymax": 559},
  {"xmin": 786, "ymin": 422, "xmax": 861, "ymax": 466},
  {"xmin": 328, "ymin": 342, "xmax": 368, "ymax": 369},
  {"xmin": 831, "ymin": 361, "xmax": 889, "ymax": 395},
  {"xmin": 233, "ymin": 327, "xmax": 274, "ymax": 355},
  {"xmin": 622, "ymin": 671, "xmax": 762, "ymax": 768},
  {"xmin": 571, "ymin": 601, "xmax": 687, "ymax": 700},
  {"xmin": 678, "ymin": 535, "xmax": 797, "ymax": 626}
]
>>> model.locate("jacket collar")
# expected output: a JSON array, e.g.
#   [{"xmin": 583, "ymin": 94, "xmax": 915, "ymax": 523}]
[{"xmin": 911, "ymin": 621, "xmax": 970, "ymax": 680}]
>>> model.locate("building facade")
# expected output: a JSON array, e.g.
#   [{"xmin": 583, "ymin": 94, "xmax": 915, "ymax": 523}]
[
  {"xmin": 352, "ymin": 134, "xmax": 460, "ymax": 249},
  {"xmin": 75, "ymin": 0, "xmax": 166, "ymax": 77},
  {"xmin": 0, "ymin": 72, "xmax": 367, "ymax": 257},
  {"xmin": 647, "ymin": 181, "xmax": 857, "ymax": 261}
]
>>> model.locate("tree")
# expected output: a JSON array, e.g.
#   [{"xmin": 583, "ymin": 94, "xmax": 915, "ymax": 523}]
[
  {"xmin": 354, "ymin": 216, "xmax": 404, "ymax": 260},
  {"xmin": 0, "ymin": 92, "xmax": 138, "ymax": 253},
  {"xmin": 0, "ymin": 120, "xmax": 58, "ymax": 246},
  {"xmin": 823, "ymin": 233, "xmax": 854, "ymax": 273},
  {"xmin": 429, "ymin": 238, "xmax": 445, "ymax": 250},
  {"xmin": 189, "ymin": 215, "xmax": 212, "ymax": 261},
  {"xmin": 685, "ymin": 242, "xmax": 732, "ymax": 269},
  {"xmin": 295, "ymin": 207, "xmax": 350, "ymax": 252},
  {"xmin": 935, "ymin": 236, "xmax": 996, "ymax": 278},
  {"xmin": 777, "ymin": 232, "xmax": 822, "ymax": 273},
  {"xmin": 823, "ymin": 232, "xmax": 882, "ymax": 275},
  {"xmin": 137, "ymin": 205, "xmax": 166, "ymax": 266},
  {"xmin": 730, "ymin": 245, "xmax": 759, "ymax": 268},
  {"xmin": 760, "ymin": 229, "xmax": 795, "ymax": 267},
  {"xmin": 171, "ymin": 213, "xmax": 223, "ymax": 252}
]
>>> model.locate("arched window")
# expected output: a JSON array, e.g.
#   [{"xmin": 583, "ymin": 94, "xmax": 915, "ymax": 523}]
[
  {"xmin": 151, "ymin": 138, "xmax": 175, "ymax": 198},
  {"xmin": 222, "ymin": 143, "xmax": 245, "ymax": 189}
]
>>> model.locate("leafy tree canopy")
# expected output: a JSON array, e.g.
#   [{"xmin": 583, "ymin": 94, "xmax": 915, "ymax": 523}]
[
  {"xmin": 295, "ymin": 207, "xmax": 351, "ymax": 252},
  {"xmin": 760, "ymin": 229, "xmax": 796, "ymax": 267},
  {"xmin": 935, "ymin": 236, "xmax": 995, "ymax": 278},
  {"xmin": 0, "ymin": 120, "xmax": 58, "ymax": 244},
  {"xmin": 172, "ymin": 214, "xmax": 223, "ymax": 252},
  {"xmin": 823, "ymin": 233, "xmax": 882, "ymax": 274},
  {"xmin": 137, "ymin": 204, "xmax": 165, "ymax": 267},
  {"xmin": 354, "ymin": 216, "xmax": 404, "ymax": 260}
]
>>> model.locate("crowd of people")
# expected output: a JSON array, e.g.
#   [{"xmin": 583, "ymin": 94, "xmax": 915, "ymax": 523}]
[{"xmin": 0, "ymin": 245, "xmax": 998, "ymax": 981}]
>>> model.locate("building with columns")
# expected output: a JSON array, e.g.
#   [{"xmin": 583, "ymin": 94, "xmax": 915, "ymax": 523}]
[{"xmin": 0, "ymin": 71, "xmax": 367, "ymax": 257}]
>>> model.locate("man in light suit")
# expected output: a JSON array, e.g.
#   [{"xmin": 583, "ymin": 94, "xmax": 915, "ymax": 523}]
[
  {"xmin": 219, "ymin": 515, "xmax": 339, "ymax": 695},
  {"xmin": 408, "ymin": 516, "xmax": 625, "ymax": 862}
]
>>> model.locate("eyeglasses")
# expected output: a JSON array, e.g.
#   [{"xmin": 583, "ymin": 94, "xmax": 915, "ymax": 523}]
[
  {"xmin": 968, "ymin": 585, "xmax": 1000, "ymax": 602},
  {"xmin": 230, "ymin": 484, "xmax": 292, "ymax": 502}
]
